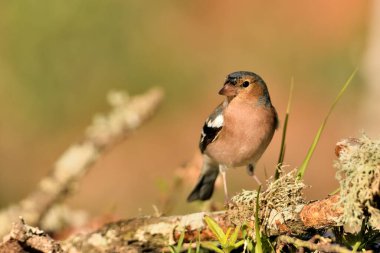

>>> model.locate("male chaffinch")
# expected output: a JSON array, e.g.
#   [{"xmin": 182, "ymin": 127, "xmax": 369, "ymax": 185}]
[{"xmin": 187, "ymin": 71, "xmax": 278, "ymax": 202}]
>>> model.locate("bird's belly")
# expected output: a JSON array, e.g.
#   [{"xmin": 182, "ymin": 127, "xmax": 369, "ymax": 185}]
[{"xmin": 205, "ymin": 112, "xmax": 275, "ymax": 167}]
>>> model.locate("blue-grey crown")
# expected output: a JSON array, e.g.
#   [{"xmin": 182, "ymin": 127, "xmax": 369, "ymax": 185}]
[{"xmin": 225, "ymin": 71, "xmax": 272, "ymax": 106}]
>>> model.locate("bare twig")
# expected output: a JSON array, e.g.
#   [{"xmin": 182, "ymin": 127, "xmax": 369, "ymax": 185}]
[
  {"xmin": 0, "ymin": 88, "xmax": 164, "ymax": 238},
  {"xmin": 277, "ymin": 235, "xmax": 356, "ymax": 253},
  {"xmin": 0, "ymin": 217, "xmax": 63, "ymax": 253}
]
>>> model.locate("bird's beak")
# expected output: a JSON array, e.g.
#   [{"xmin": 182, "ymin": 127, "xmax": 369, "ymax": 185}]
[{"xmin": 218, "ymin": 83, "xmax": 238, "ymax": 96}]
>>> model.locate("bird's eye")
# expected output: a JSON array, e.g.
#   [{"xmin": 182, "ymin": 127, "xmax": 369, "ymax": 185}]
[{"xmin": 242, "ymin": 81, "xmax": 250, "ymax": 88}]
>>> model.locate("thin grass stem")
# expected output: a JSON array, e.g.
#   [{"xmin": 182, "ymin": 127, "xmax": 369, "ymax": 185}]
[
  {"xmin": 296, "ymin": 68, "xmax": 358, "ymax": 180},
  {"xmin": 275, "ymin": 77, "xmax": 294, "ymax": 179}
]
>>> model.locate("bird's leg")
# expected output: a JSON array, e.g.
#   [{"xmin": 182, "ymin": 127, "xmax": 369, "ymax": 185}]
[
  {"xmin": 247, "ymin": 164, "xmax": 262, "ymax": 185},
  {"xmin": 252, "ymin": 174, "xmax": 262, "ymax": 185},
  {"xmin": 219, "ymin": 165, "xmax": 229, "ymax": 203}
]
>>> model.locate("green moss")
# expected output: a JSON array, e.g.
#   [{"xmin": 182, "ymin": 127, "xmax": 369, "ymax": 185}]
[
  {"xmin": 335, "ymin": 134, "xmax": 380, "ymax": 229},
  {"xmin": 227, "ymin": 169, "xmax": 306, "ymax": 230}
]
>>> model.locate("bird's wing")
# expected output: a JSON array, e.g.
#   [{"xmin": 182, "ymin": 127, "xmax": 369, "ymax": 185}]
[{"xmin": 199, "ymin": 103, "xmax": 225, "ymax": 153}]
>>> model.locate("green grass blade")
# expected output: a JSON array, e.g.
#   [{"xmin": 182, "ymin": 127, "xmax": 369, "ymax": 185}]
[
  {"xmin": 263, "ymin": 235, "xmax": 275, "ymax": 252},
  {"xmin": 352, "ymin": 241, "xmax": 361, "ymax": 252},
  {"xmin": 296, "ymin": 68, "xmax": 358, "ymax": 180},
  {"xmin": 234, "ymin": 240, "xmax": 245, "ymax": 248},
  {"xmin": 195, "ymin": 232, "xmax": 201, "ymax": 253},
  {"xmin": 275, "ymin": 77, "xmax": 294, "ymax": 179},
  {"xmin": 175, "ymin": 230, "xmax": 185, "ymax": 253},
  {"xmin": 330, "ymin": 187, "xmax": 340, "ymax": 195},
  {"xmin": 204, "ymin": 216, "xmax": 226, "ymax": 244},
  {"xmin": 187, "ymin": 241, "xmax": 193, "ymax": 253},
  {"xmin": 254, "ymin": 186, "xmax": 263, "ymax": 253},
  {"xmin": 229, "ymin": 226, "xmax": 240, "ymax": 246},
  {"xmin": 224, "ymin": 227, "xmax": 232, "ymax": 246},
  {"xmin": 169, "ymin": 246, "xmax": 176, "ymax": 253},
  {"xmin": 200, "ymin": 242, "xmax": 224, "ymax": 253}
]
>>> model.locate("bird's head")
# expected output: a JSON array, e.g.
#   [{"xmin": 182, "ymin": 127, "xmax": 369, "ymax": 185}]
[{"xmin": 219, "ymin": 71, "xmax": 271, "ymax": 105}]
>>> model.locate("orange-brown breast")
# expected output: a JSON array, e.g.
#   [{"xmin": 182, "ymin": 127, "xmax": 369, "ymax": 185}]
[{"xmin": 205, "ymin": 96, "xmax": 276, "ymax": 167}]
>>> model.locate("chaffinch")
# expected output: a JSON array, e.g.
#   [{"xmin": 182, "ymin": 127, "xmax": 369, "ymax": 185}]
[{"xmin": 187, "ymin": 71, "xmax": 278, "ymax": 202}]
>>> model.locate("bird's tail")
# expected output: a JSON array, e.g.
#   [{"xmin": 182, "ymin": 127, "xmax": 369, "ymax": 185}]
[{"xmin": 187, "ymin": 162, "xmax": 219, "ymax": 202}]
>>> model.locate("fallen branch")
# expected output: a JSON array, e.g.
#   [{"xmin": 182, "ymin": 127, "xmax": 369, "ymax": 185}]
[
  {"xmin": 60, "ymin": 194, "xmax": 344, "ymax": 252},
  {"xmin": 0, "ymin": 88, "xmax": 164, "ymax": 238},
  {"xmin": 60, "ymin": 136, "xmax": 379, "ymax": 252}
]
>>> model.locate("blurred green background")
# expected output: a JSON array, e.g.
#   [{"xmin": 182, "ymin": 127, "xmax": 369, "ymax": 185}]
[{"xmin": 0, "ymin": 1, "xmax": 372, "ymax": 217}]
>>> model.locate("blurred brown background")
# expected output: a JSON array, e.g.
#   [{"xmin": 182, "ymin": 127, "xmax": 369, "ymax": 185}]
[{"xmin": 0, "ymin": 1, "xmax": 377, "ymax": 217}]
